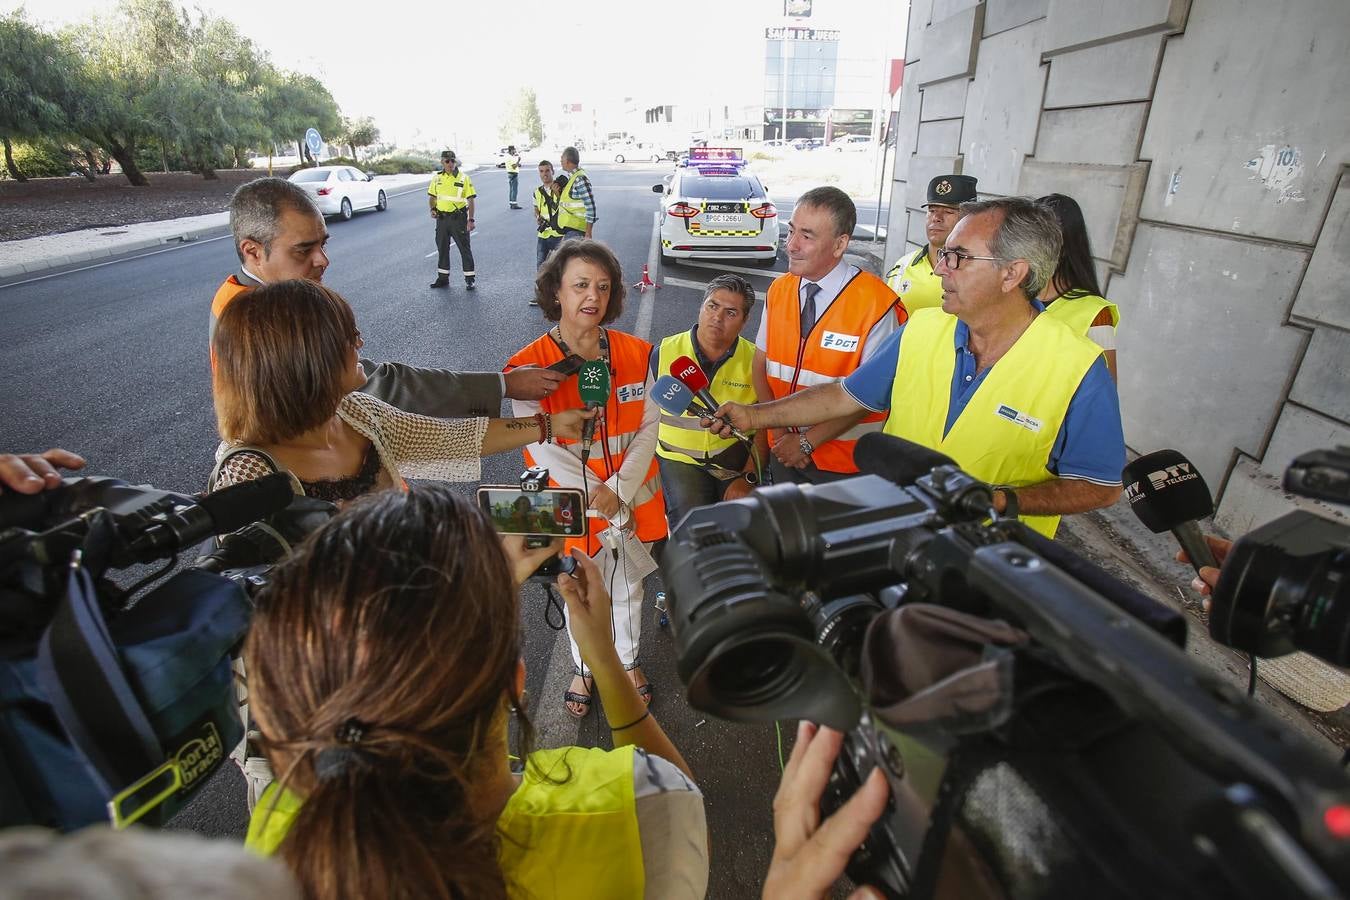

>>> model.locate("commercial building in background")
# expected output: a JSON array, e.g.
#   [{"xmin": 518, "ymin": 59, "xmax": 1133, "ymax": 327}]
[{"xmin": 762, "ymin": 21, "xmax": 883, "ymax": 143}]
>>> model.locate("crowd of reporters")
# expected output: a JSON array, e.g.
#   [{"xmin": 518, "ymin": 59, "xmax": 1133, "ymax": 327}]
[{"xmin": 1, "ymin": 159, "xmax": 1181, "ymax": 898}]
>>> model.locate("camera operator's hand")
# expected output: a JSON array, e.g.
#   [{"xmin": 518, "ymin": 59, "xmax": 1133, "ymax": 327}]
[
  {"xmin": 554, "ymin": 549, "xmax": 615, "ymax": 665},
  {"xmin": 589, "ymin": 482, "xmax": 621, "ymax": 520},
  {"xmin": 1176, "ymin": 536, "xmax": 1233, "ymax": 613},
  {"xmin": 499, "ymin": 534, "xmax": 565, "ymax": 588},
  {"xmin": 702, "ymin": 401, "xmax": 754, "ymax": 439},
  {"xmin": 551, "ymin": 407, "xmax": 600, "ymax": 441},
  {"xmin": 505, "ymin": 365, "xmax": 565, "ymax": 401},
  {"xmin": 764, "ymin": 721, "xmax": 890, "ymax": 900},
  {"xmin": 0, "ymin": 449, "xmax": 86, "ymax": 495}
]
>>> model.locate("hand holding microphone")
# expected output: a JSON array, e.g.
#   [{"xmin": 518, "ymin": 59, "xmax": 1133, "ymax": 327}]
[
  {"xmin": 1122, "ymin": 449, "xmax": 1220, "ymax": 574},
  {"xmin": 668, "ymin": 355, "xmax": 751, "ymax": 442},
  {"xmin": 576, "ymin": 359, "xmax": 611, "ymax": 462}
]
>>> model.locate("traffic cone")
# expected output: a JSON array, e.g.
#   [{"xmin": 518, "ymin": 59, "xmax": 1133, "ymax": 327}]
[{"xmin": 632, "ymin": 263, "xmax": 660, "ymax": 293}]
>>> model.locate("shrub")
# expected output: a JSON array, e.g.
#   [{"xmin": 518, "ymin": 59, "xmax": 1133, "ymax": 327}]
[{"xmin": 3, "ymin": 140, "xmax": 75, "ymax": 179}]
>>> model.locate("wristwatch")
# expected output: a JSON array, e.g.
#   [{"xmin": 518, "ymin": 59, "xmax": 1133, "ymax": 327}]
[
  {"xmin": 995, "ymin": 486, "xmax": 1020, "ymax": 519},
  {"xmin": 743, "ymin": 471, "xmax": 760, "ymax": 485},
  {"xmin": 798, "ymin": 435, "xmax": 814, "ymax": 457}
]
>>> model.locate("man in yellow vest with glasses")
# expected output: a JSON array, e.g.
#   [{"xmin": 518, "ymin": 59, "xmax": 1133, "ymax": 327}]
[
  {"xmin": 557, "ymin": 145, "xmax": 596, "ymax": 240},
  {"xmin": 649, "ymin": 274, "xmax": 769, "ymax": 527},
  {"xmin": 428, "ymin": 150, "xmax": 477, "ymax": 290},
  {"xmin": 708, "ymin": 197, "xmax": 1124, "ymax": 539},
  {"xmin": 885, "ymin": 173, "xmax": 977, "ymax": 314}
]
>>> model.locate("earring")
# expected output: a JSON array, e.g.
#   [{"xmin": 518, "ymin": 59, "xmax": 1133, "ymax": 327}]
[{"xmin": 510, "ymin": 689, "xmax": 529, "ymax": 716}]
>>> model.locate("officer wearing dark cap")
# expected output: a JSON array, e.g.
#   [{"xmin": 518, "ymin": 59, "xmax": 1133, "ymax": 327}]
[
  {"xmin": 428, "ymin": 150, "xmax": 477, "ymax": 290},
  {"xmin": 886, "ymin": 173, "xmax": 978, "ymax": 313}
]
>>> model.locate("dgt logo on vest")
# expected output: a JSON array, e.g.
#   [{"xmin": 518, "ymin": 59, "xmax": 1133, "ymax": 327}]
[
  {"xmin": 617, "ymin": 382, "xmax": 646, "ymax": 403},
  {"xmin": 820, "ymin": 331, "xmax": 860, "ymax": 351}
]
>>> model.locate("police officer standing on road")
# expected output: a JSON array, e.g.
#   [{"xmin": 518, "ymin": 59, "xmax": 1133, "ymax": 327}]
[
  {"xmin": 885, "ymin": 174, "xmax": 977, "ymax": 313},
  {"xmin": 506, "ymin": 145, "xmax": 522, "ymax": 209},
  {"xmin": 428, "ymin": 150, "xmax": 477, "ymax": 291}
]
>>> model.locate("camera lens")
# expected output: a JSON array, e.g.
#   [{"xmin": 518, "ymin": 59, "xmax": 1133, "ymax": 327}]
[{"xmin": 707, "ymin": 639, "xmax": 795, "ymax": 705}]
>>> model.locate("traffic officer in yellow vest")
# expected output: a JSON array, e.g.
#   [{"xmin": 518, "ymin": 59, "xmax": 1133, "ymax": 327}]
[
  {"xmin": 711, "ymin": 197, "xmax": 1125, "ymax": 539},
  {"xmin": 649, "ymin": 274, "xmax": 769, "ymax": 527},
  {"xmin": 885, "ymin": 174, "xmax": 977, "ymax": 313},
  {"xmin": 505, "ymin": 144, "xmax": 522, "ymax": 209},
  {"xmin": 533, "ymin": 161, "xmax": 565, "ymax": 275},
  {"xmin": 428, "ymin": 150, "xmax": 477, "ymax": 290},
  {"xmin": 754, "ymin": 186, "xmax": 904, "ymax": 486},
  {"xmin": 557, "ymin": 146, "xmax": 596, "ymax": 240}
]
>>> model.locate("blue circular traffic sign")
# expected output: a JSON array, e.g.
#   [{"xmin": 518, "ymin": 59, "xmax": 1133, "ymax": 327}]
[{"xmin": 305, "ymin": 128, "xmax": 323, "ymax": 155}]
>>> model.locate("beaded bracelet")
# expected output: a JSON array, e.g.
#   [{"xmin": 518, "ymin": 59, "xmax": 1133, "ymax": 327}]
[{"xmin": 533, "ymin": 412, "xmax": 554, "ymax": 444}]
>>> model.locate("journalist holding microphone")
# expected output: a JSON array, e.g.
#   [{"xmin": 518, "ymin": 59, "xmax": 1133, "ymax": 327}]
[
  {"xmin": 505, "ymin": 240, "xmax": 665, "ymax": 719},
  {"xmin": 649, "ymin": 274, "xmax": 770, "ymax": 528},
  {"xmin": 706, "ymin": 197, "xmax": 1126, "ymax": 538}
]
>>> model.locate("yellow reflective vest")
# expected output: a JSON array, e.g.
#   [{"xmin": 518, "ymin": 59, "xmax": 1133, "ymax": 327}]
[
  {"xmin": 1042, "ymin": 289, "xmax": 1121, "ymax": 337},
  {"xmin": 557, "ymin": 167, "xmax": 589, "ymax": 232},
  {"xmin": 428, "ymin": 169, "xmax": 475, "ymax": 212},
  {"xmin": 655, "ymin": 330, "xmax": 757, "ymax": 473},
  {"xmin": 886, "ymin": 246, "xmax": 945, "ymax": 313},
  {"xmin": 535, "ymin": 185, "xmax": 563, "ymax": 239},
  {"xmin": 506, "ymin": 154, "xmax": 521, "ymax": 174},
  {"xmin": 883, "ymin": 308, "xmax": 1103, "ymax": 538},
  {"xmin": 244, "ymin": 745, "xmax": 643, "ymax": 899}
]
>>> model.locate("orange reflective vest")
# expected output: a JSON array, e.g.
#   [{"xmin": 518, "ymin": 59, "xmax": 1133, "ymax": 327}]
[
  {"xmin": 762, "ymin": 271, "xmax": 904, "ymax": 473},
  {"xmin": 506, "ymin": 330, "xmax": 666, "ymax": 555},
  {"xmin": 209, "ymin": 275, "xmax": 252, "ymax": 358}
]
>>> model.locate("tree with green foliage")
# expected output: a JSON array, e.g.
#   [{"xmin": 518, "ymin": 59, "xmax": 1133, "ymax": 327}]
[
  {"xmin": 258, "ymin": 69, "xmax": 341, "ymax": 166},
  {"xmin": 338, "ymin": 116, "xmax": 380, "ymax": 160},
  {"xmin": 0, "ymin": 11, "xmax": 75, "ymax": 181},
  {"xmin": 498, "ymin": 87, "xmax": 544, "ymax": 147}
]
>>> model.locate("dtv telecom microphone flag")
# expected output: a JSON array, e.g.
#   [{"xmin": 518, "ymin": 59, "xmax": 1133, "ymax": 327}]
[
  {"xmin": 1122, "ymin": 449, "xmax": 1218, "ymax": 572},
  {"xmin": 577, "ymin": 359, "xmax": 611, "ymax": 463}
]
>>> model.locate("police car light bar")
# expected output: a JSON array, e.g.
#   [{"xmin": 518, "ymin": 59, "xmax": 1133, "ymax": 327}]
[{"xmin": 688, "ymin": 147, "xmax": 743, "ymax": 162}]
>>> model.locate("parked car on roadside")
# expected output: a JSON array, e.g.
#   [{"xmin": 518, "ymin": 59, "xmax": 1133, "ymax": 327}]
[
  {"xmin": 830, "ymin": 134, "xmax": 872, "ymax": 152},
  {"xmin": 288, "ymin": 166, "xmax": 387, "ymax": 220}
]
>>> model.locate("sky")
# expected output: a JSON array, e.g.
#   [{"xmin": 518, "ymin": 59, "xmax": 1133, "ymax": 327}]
[{"xmin": 12, "ymin": 0, "xmax": 905, "ymax": 149}]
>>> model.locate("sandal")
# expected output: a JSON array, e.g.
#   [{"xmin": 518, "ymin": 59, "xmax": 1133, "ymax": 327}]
[
  {"xmin": 625, "ymin": 664, "xmax": 653, "ymax": 707},
  {"xmin": 564, "ymin": 669, "xmax": 594, "ymax": 719}
]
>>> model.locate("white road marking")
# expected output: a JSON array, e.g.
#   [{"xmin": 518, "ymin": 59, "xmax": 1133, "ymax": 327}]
[
  {"xmin": 663, "ymin": 276, "xmax": 712, "ymax": 291},
  {"xmin": 634, "ymin": 211, "xmax": 659, "ymax": 340},
  {"xmin": 677, "ymin": 259, "xmax": 782, "ymax": 279}
]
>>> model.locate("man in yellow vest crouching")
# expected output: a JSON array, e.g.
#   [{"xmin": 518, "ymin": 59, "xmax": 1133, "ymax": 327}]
[
  {"xmin": 708, "ymin": 197, "xmax": 1125, "ymax": 539},
  {"xmin": 650, "ymin": 274, "xmax": 769, "ymax": 528}
]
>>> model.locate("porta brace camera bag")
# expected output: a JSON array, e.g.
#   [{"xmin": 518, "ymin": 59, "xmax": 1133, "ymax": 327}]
[{"xmin": 0, "ymin": 517, "xmax": 249, "ymax": 831}]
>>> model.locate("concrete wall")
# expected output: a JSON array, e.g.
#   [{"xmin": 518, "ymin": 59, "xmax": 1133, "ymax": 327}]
[{"xmin": 884, "ymin": 0, "xmax": 1350, "ymax": 531}]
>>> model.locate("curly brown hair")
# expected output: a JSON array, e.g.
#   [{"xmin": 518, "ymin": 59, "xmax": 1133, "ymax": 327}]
[{"xmin": 532, "ymin": 239, "xmax": 626, "ymax": 324}]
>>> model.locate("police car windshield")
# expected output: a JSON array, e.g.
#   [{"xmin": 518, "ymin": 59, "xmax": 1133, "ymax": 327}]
[
  {"xmin": 681, "ymin": 175, "xmax": 762, "ymax": 201},
  {"xmin": 291, "ymin": 170, "xmax": 329, "ymax": 182}
]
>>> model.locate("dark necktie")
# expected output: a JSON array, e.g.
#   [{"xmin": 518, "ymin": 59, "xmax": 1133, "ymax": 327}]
[{"xmin": 800, "ymin": 281, "xmax": 821, "ymax": 338}]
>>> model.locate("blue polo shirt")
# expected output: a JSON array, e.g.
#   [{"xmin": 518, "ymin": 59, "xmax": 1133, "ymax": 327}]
[{"xmin": 841, "ymin": 309, "xmax": 1125, "ymax": 485}]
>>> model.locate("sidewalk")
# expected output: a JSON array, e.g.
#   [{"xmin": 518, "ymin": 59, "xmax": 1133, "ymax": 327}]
[{"xmin": 0, "ymin": 173, "xmax": 434, "ymax": 281}]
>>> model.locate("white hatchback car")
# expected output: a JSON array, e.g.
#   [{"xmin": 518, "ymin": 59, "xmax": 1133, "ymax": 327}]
[
  {"xmin": 288, "ymin": 166, "xmax": 388, "ymax": 220},
  {"xmin": 654, "ymin": 152, "xmax": 778, "ymax": 263}
]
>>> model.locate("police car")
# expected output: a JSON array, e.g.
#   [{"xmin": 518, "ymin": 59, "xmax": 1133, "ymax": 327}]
[{"xmin": 653, "ymin": 148, "xmax": 779, "ymax": 263}]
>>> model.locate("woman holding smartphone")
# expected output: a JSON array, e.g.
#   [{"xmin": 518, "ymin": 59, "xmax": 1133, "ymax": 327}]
[{"xmin": 504, "ymin": 240, "xmax": 666, "ymax": 719}]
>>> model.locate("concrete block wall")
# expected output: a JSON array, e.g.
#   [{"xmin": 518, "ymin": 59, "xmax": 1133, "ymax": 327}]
[{"xmin": 883, "ymin": 0, "xmax": 1350, "ymax": 531}]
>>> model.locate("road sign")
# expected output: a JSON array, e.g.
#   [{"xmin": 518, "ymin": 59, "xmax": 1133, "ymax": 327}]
[{"xmin": 305, "ymin": 128, "xmax": 323, "ymax": 155}]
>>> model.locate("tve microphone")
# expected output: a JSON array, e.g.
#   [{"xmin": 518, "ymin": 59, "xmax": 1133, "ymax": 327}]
[
  {"xmin": 668, "ymin": 355, "xmax": 750, "ymax": 442},
  {"xmin": 854, "ymin": 433, "xmax": 958, "ymax": 487},
  {"xmin": 1122, "ymin": 449, "xmax": 1218, "ymax": 572},
  {"xmin": 576, "ymin": 359, "xmax": 611, "ymax": 461},
  {"xmin": 126, "ymin": 472, "xmax": 294, "ymax": 560},
  {"xmin": 652, "ymin": 374, "xmax": 699, "ymax": 418},
  {"xmin": 670, "ymin": 355, "xmax": 721, "ymax": 416}
]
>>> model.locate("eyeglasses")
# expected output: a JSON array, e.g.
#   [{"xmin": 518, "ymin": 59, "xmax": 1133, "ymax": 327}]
[{"xmin": 936, "ymin": 247, "xmax": 1004, "ymax": 270}]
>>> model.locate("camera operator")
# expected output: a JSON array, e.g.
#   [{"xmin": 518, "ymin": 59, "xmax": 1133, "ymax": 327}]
[
  {"xmin": 0, "ymin": 449, "xmax": 85, "ymax": 494},
  {"xmin": 708, "ymin": 197, "xmax": 1125, "ymax": 538}
]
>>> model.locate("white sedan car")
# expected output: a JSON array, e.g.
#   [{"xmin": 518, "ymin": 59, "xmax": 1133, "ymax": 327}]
[
  {"xmin": 288, "ymin": 166, "xmax": 388, "ymax": 220},
  {"xmin": 654, "ymin": 160, "xmax": 778, "ymax": 263}
]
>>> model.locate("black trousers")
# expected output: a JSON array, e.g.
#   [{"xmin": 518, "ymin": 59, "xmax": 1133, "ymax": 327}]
[{"xmin": 434, "ymin": 209, "xmax": 475, "ymax": 280}]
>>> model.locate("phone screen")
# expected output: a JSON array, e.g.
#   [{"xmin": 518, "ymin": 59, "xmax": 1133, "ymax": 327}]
[{"xmin": 477, "ymin": 487, "xmax": 587, "ymax": 536}]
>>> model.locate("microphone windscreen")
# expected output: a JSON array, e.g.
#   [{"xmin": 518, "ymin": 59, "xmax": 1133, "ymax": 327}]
[
  {"xmin": 1122, "ymin": 449, "xmax": 1214, "ymax": 534},
  {"xmin": 855, "ymin": 433, "xmax": 957, "ymax": 486},
  {"xmin": 578, "ymin": 359, "xmax": 611, "ymax": 408},
  {"xmin": 652, "ymin": 375, "xmax": 697, "ymax": 416},
  {"xmin": 198, "ymin": 472, "xmax": 294, "ymax": 533},
  {"xmin": 670, "ymin": 355, "xmax": 711, "ymax": 393}
]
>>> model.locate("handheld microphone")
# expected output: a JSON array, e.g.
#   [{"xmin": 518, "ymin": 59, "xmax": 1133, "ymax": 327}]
[
  {"xmin": 1122, "ymin": 449, "xmax": 1218, "ymax": 573},
  {"xmin": 670, "ymin": 355, "xmax": 721, "ymax": 416},
  {"xmin": 854, "ymin": 433, "xmax": 957, "ymax": 487},
  {"xmin": 126, "ymin": 472, "xmax": 294, "ymax": 560},
  {"xmin": 653, "ymin": 375, "xmax": 750, "ymax": 443},
  {"xmin": 577, "ymin": 359, "xmax": 611, "ymax": 462}
]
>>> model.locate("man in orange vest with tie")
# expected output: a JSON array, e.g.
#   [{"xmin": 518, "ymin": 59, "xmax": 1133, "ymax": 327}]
[{"xmin": 753, "ymin": 186, "xmax": 904, "ymax": 484}]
